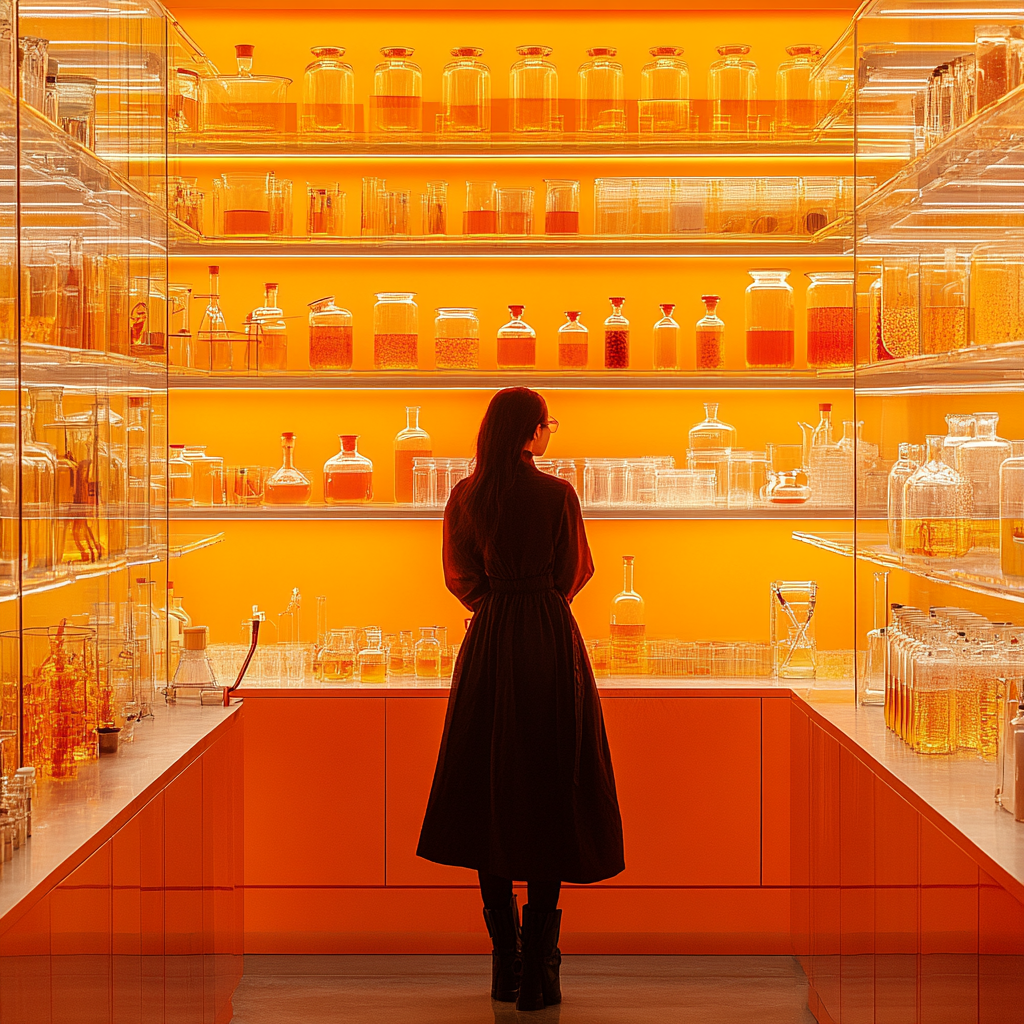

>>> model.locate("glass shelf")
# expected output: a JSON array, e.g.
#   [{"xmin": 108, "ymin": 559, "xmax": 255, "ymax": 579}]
[
  {"xmin": 793, "ymin": 529, "xmax": 1024, "ymax": 604},
  {"xmin": 6, "ymin": 343, "xmax": 167, "ymax": 392},
  {"xmin": 860, "ymin": 0, "xmax": 1024, "ymax": 16}
]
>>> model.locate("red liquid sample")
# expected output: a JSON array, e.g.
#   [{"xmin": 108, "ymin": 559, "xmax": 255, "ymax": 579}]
[
  {"xmin": 745, "ymin": 330, "xmax": 794, "ymax": 368},
  {"xmin": 374, "ymin": 333, "xmax": 418, "ymax": 370},
  {"xmin": 545, "ymin": 210, "xmax": 579, "ymax": 234},
  {"xmin": 395, "ymin": 448, "xmax": 432, "ymax": 503},
  {"xmin": 265, "ymin": 480, "xmax": 312, "ymax": 504},
  {"xmin": 496, "ymin": 337, "xmax": 536, "ymax": 368},
  {"xmin": 604, "ymin": 330, "xmax": 630, "ymax": 369},
  {"xmin": 558, "ymin": 342, "xmax": 588, "ymax": 368},
  {"xmin": 806, "ymin": 307, "xmax": 854, "ymax": 368},
  {"xmin": 325, "ymin": 470, "xmax": 373, "ymax": 503},
  {"xmin": 696, "ymin": 330, "xmax": 725, "ymax": 370},
  {"xmin": 499, "ymin": 211, "xmax": 531, "ymax": 235},
  {"xmin": 463, "ymin": 210, "xmax": 498, "ymax": 234},
  {"xmin": 309, "ymin": 325, "xmax": 353, "ymax": 370},
  {"xmin": 224, "ymin": 209, "xmax": 271, "ymax": 235}
]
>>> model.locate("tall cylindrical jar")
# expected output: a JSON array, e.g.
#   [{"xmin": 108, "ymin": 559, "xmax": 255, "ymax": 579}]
[
  {"xmin": 639, "ymin": 46, "xmax": 689, "ymax": 134},
  {"xmin": 578, "ymin": 46, "xmax": 625, "ymax": 134},
  {"xmin": 434, "ymin": 307, "xmax": 480, "ymax": 370},
  {"xmin": 510, "ymin": 44, "xmax": 558, "ymax": 134},
  {"xmin": 805, "ymin": 272, "xmax": 854, "ymax": 369},
  {"xmin": 776, "ymin": 44, "xmax": 822, "ymax": 133},
  {"xmin": 441, "ymin": 47, "xmax": 491, "ymax": 134},
  {"xmin": 373, "ymin": 47, "xmax": 422, "ymax": 132},
  {"xmin": 373, "ymin": 292, "xmax": 418, "ymax": 370},
  {"xmin": 745, "ymin": 270, "xmax": 794, "ymax": 368},
  {"xmin": 308, "ymin": 296, "xmax": 353, "ymax": 370},
  {"xmin": 303, "ymin": 47, "xmax": 355, "ymax": 132},
  {"xmin": 708, "ymin": 44, "xmax": 758, "ymax": 134}
]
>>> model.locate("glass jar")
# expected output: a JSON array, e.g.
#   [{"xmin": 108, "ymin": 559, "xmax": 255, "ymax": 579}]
[
  {"xmin": 510, "ymin": 44, "xmax": 559, "ymax": 134},
  {"xmin": 578, "ymin": 46, "xmax": 625, "ymax": 134},
  {"xmin": 441, "ymin": 46, "xmax": 490, "ymax": 134},
  {"xmin": 170, "ymin": 67, "xmax": 200, "ymax": 133},
  {"xmin": 652, "ymin": 303, "xmax": 679, "ymax": 370},
  {"xmin": 324, "ymin": 435, "xmax": 373, "ymax": 504},
  {"xmin": 776, "ymin": 44, "xmax": 822, "ymax": 134},
  {"xmin": 604, "ymin": 296, "xmax": 629, "ymax": 369},
  {"xmin": 373, "ymin": 292, "xmax": 418, "ymax": 370},
  {"xmin": 1000, "ymin": 442, "xmax": 1024, "ymax": 577},
  {"xmin": 544, "ymin": 179, "xmax": 579, "ymax": 234},
  {"xmin": 434, "ymin": 307, "xmax": 479, "ymax": 370},
  {"xmin": 558, "ymin": 310, "xmax": 588, "ymax": 369},
  {"xmin": 496, "ymin": 305, "xmax": 536, "ymax": 369},
  {"xmin": 887, "ymin": 443, "xmax": 924, "ymax": 552},
  {"xmin": 688, "ymin": 402, "xmax": 737, "ymax": 451},
  {"xmin": 610, "ymin": 556, "xmax": 645, "ymax": 674},
  {"xmin": 183, "ymin": 445, "xmax": 224, "ymax": 508},
  {"xmin": 902, "ymin": 435, "xmax": 971, "ymax": 558},
  {"xmin": 709, "ymin": 44, "xmax": 758, "ymax": 134},
  {"xmin": 322, "ymin": 629, "xmax": 357, "ymax": 682},
  {"xmin": 373, "ymin": 46, "xmax": 422, "ymax": 133},
  {"xmin": 881, "ymin": 257, "xmax": 920, "ymax": 359},
  {"xmin": 19, "ymin": 37, "xmax": 48, "ymax": 110},
  {"xmin": 303, "ymin": 46, "xmax": 355, "ymax": 133},
  {"xmin": 247, "ymin": 282, "xmax": 288, "ymax": 372},
  {"xmin": 942, "ymin": 412, "xmax": 975, "ymax": 468},
  {"xmin": 745, "ymin": 269, "xmax": 794, "ymax": 368},
  {"xmin": 214, "ymin": 172, "xmax": 292, "ymax": 237},
  {"xmin": 55, "ymin": 74, "xmax": 97, "ymax": 149},
  {"xmin": 168, "ymin": 444, "xmax": 194, "ymax": 507},
  {"xmin": 976, "ymin": 24, "xmax": 1010, "ymax": 110},
  {"xmin": 388, "ymin": 630, "xmax": 415, "ymax": 677},
  {"xmin": 805, "ymin": 272, "xmax": 854, "ymax": 369},
  {"xmin": 265, "ymin": 432, "xmax": 312, "ymax": 505},
  {"xmin": 956, "ymin": 411, "xmax": 1011, "ymax": 550},
  {"xmin": 970, "ymin": 243, "xmax": 1024, "ymax": 347},
  {"xmin": 696, "ymin": 294, "xmax": 725, "ymax": 370},
  {"xmin": 463, "ymin": 180, "xmax": 497, "ymax": 235},
  {"xmin": 308, "ymin": 295, "xmax": 353, "ymax": 370},
  {"xmin": 201, "ymin": 44, "xmax": 291, "ymax": 134},
  {"xmin": 358, "ymin": 629, "xmax": 387, "ymax": 684},
  {"xmin": 395, "ymin": 407, "xmax": 432, "ymax": 504},
  {"xmin": 639, "ymin": 46, "xmax": 689, "ymax": 134},
  {"xmin": 414, "ymin": 627, "xmax": 442, "ymax": 678},
  {"xmin": 922, "ymin": 249, "xmax": 968, "ymax": 353}
]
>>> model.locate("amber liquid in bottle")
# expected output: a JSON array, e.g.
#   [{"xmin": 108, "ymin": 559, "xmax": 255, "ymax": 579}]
[
  {"xmin": 264, "ymin": 479, "xmax": 312, "ymax": 504},
  {"xmin": 1002, "ymin": 519, "xmax": 1024, "ymax": 576},
  {"xmin": 496, "ymin": 337, "xmax": 535, "ymax": 367},
  {"xmin": 324, "ymin": 471, "xmax": 372, "ymax": 502},
  {"xmin": 309, "ymin": 325, "xmax": 353, "ymax": 370},
  {"xmin": 322, "ymin": 654, "xmax": 355, "ymax": 682},
  {"xmin": 902, "ymin": 518, "xmax": 970, "ymax": 558},
  {"xmin": 745, "ymin": 329, "xmax": 794, "ymax": 368},
  {"xmin": 914, "ymin": 691, "xmax": 955, "ymax": 754}
]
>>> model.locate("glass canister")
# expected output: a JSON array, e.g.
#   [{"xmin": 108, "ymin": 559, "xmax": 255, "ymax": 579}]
[
  {"xmin": 976, "ymin": 24, "xmax": 1011, "ymax": 110},
  {"xmin": 395, "ymin": 407, "xmax": 432, "ymax": 504},
  {"xmin": 373, "ymin": 292, "xmax": 418, "ymax": 370},
  {"xmin": 880, "ymin": 257, "xmax": 920, "ymax": 359},
  {"xmin": 805, "ymin": 272, "xmax": 854, "ymax": 369},
  {"xmin": 415, "ymin": 627, "xmax": 442, "ymax": 678},
  {"xmin": 170, "ymin": 67, "xmax": 200, "ymax": 133},
  {"xmin": 578, "ymin": 46, "xmax": 625, "ymax": 134},
  {"xmin": 510, "ymin": 44, "xmax": 559, "ymax": 134},
  {"xmin": 639, "ymin": 46, "xmax": 689, "ymax": 134},
  {"xmin": 970, "ymin": 243, "xmax": 1024, "ymax": 347},
  {"xmin": 55, "ymin": 75, "xmax": 97, "ymax": 149},
  {"xmin": 544, "ymin": 179, "xmax": 580, "ymax": 234},
  {"xmin": 434, "ymin": 307, "xmax": 480, "ymax": 370},
  {"xmin": 463, "ymin": 180, "xmax": 498, "ymax": 235},
  {"xmin": 902, "ymin": 435, "xmax": 971, "ymax": 558},
  {"xmin": 1000, "ymin": 442, "xmax": 1024, "ymax": 577},
  {"xmin": 496, "ymin": 305, "xmax": 536, "ymax": 369},
  {"xmin": 214, "ymin": 172, "xmax": 292, "ymax": 237},
  {"xmin": 303, "ymin": 46, "xmax": 355, "ymax": 133},
  {"xmin": 324, "ymin": 435, "xmax": 373, "ymax": 503},
  {"xmin": 372, "ymin": 46, "xmax": 422, "ymax": 133},
  {"xmin": 745, "ymin": 270, "xmax": 794, "ymax": 368},
  {"xmin": 265, "ymin": 432, "xmax": 312, "ymax": 505},
  {"xmin": 441, "ymin": 46, "xmax": 491, "ymax": 134},
  {"xmin": 558, "ymin": 310, "xmax": 588, "ymax": 368},
  {"xmin": 652, "ymin": 303, "xmax": 679, "ymax": 370},
  {"xmin": 708, "ymin": 44, "xmax": 758, "ymax": 134},
  {"xmin": 696, "ymin": 294, "xmax": 725, "ymax": 370},
  {"xmin": 246, "ymin": 282, "xmax": 288, "ymax": 372},
  {"xmin": 200, "ymin": 44, "xmax": 292, "ymax": 134},
  {"xmin": 921, "ymin": 248, "xmax": 968, "ymax": 354},
  {"xmin": 308, "ymin": 296, "xmax": 353, "ymax": 371},
  {"xmin": 956, "ymin": 411, "xmax": 1011, "ymax": 550},
  {"xmin": 776, "ymin": 44, "xmax": 822, "ymax": 134},
  {"xmin": 604, "ymin": 296, "xmax": 629, "ymax": 369},
  {"xmin": 183, "ymin": 445, "xmax": 224, "ymax": 508}
]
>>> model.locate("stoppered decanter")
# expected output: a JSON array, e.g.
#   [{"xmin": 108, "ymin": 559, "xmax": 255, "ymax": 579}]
[{"xmin": 265, "ymin": 432, "xmax": 312, "ymax": 505}]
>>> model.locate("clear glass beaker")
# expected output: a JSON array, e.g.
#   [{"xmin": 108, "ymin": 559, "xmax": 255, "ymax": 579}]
[
  {"xmin": 544, "ymin": 179, "xmax": 580, "ymax": 235},
  {"xmin": 55, "ymin": 75, "xmax": 98, "ymax": 149},
  {"xmin": 805, "ymin": 272, "xmax": 854, "ymax": 369},
  {"xmin": 497, "ymin": 187, "xmax": 534, "ymax": 235},
  {"xmin": 214, "ymin": 173, "xmax": 292, "ymax": 237},
  {"xmin": 373, "ymin": 46, "xmax": 422, "ymax": 133},
  {"xmin": 170, "ymin": 67, "xmax": 200, "ymax": 134},
  {"xmin": 496, "ymin": 305, "xmax": 536, "ymax": 369},
  {"xmin": 776, "ymin": 44, "xmax": 822, "ymax": 134},
  {"xmin": 308, "ymin": 295, "xmax": 353, "ymax": 371},
  {"xmin": 578, "ymin": 46, "xmax": 625, "ymax": 134},
  {"xmin": 709, "ymin": 44, "xmax": 758, "ymax": 134},
  {"xmin": 421, "ymin": 180, "xmax": 448, "ymax": 236},
  {"xmin": 770, "ymin": 581, "xmax": 817, "ymax": 679},
  {"xmin": 324, "ymin": 435, "xmax": 373, "ymax": 503},
  {"xmin": 639, "ymin": 46, "xmax": 689, "ymax": 134},
  {"xmin": 510, "ymin": 44, "xmax": 559, "ymax": 134},
  {"xmin": 303, "ymin": 46, "xmax": 355, "ymax": 133},
  {"xmin": 200, "ymin": 44, "xmax": 292, "ymax": 134},
  {"xmin": 558, "ymin": 310, "xmax": 588, "ymax": 369},
  {"xmin": 441, "ymin": 46, "xmax": 491, "ymax": 134},
  {"xmin": 168, "ymin": 445, "xmax": 194, "ymax": 507},
  {"xmin": 306, "ymin": 184, "xmax": 345, "ymax": 236},
  {"xmin": 373, "ymin": 292, "xmax": 418, "ymax": 370},
  {"xmin": 463, "ymin": 180, "xmax": 498, "ymax": 235},
  {"xmin": 435, "ymin": 307, "xmax": 480, "ymax": 370},
  {"xmin": 745, "ymin": 269, "xmax": 794, "ymax": 368}
]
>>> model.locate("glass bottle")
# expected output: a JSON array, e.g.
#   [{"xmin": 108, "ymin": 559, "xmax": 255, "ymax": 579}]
[
  {"xmin": 708, "ymin": 44, "xmax": 758, "ymax": 135},
  {"xmin": 441, "ymin": 47, "xmax": 490, "ymax": 134},
  {"xmin": 557, "ymin": 310, "xmax": 588, "ymax": 369},
  {"xmin": 308, "ymin": 295, "xmax": 353, "ymax": 371},
  {"xmin": 604, "ymin": 296, "xmax": 629, "ymax": 369},
  {"xmin": 888, "ymin": 443, "xmax": 924, "ymax": 552},
  {"xmin": 902, "ymin": 435, "xmax": 971, "ymax": 558},
  {"xmin": 1000, "ymin": 442, "xmax": 1024, "ymax": 577},
  {"xmin": 610, "ymin": 555, "xmax": 645, "ymax": 675},
  {"xmin": 745, "ymin": 270, "xmax": 794, "ymax": 369},
  {"xmin": 394, "ymin": 407, "xmax": 432, "ymax": 503},
  {"xmin": 245, "ymin": 282, "xmax": 288, "ymax": 373},
  {"xmin": 195, "ymin": 265, "xmax": 236, "ymax": 373},
  {"xmin": 956, "ymin": 411, "xmax": 1011, "ymax": 550},
  {"xmin": 652, "ymin": 303, "xmax": 679, "ymax": 370},
  {"xmin": 942, "ymin": 413, "xmax": 976, "ymax": 468},
  {"xmin": 776, "ymin": 44, "xmax": 822, "ymax": 134},
  {"xmin": 805, "ymin": 272, "xmax": 854, "ymax": 369},
  {"xmin": 323, "ymin": 435, "xmax": 373, "ymax": 504},
  {"xmin": 639, "ymin": 46, "xmax": 689, "ymax": 134},
  {"xmin": 510, "ymin": 44, "xmax": 559, "ymax": 134},
  {"xmin": 696, "ymin": 294, "xmax": 725, "ymax": 370},
  {"xmin": 265, "ymin": 432, "xmax": 312, "ymax": 505},
  {"xmin": 434, "ymin": 307, "xmax": 480, "ymax": 370},
  {"xmin": 388, "ymin": 630, "xmax": 415, "ymax": 677},
  {"xmin": 373, "ymin": 46, "xmax": 422, "ymax": 133},
  {"xmin": 414, "ymin": 626, "xmax": 442, "ymax": 678},
  {"xmin": 322, "ymin": 629, "xmax": 357, "ymax": 682},
  {"xmin": 303, "ymin": 46, "xmax": 355, "ymax": 133},
  {"xmin": 578, "ymin": 47, "xmax": 625, "ymax": 135},
  {"xmin": 496, "ymin": 305, "xmax": 536, "ymax": 370},
  {"xmin": 358, "ymin": 628, "xmax": 387, "ymax": 683},
  {"xmin": 168, "ymin": 445, "xmax": 194, "ymax": 507},
  {"xmin": 688, "ymin": 402, "xmax": 737, "ymax": 452},
  {"xmin": 373, "ymin": 292, "xmax": 418, "ymax": 370}
]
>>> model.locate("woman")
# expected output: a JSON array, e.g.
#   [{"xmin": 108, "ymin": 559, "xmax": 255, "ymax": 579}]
[{"xmin": 417, "ymin": 387, "xmax": 624, "ymax": 1012}]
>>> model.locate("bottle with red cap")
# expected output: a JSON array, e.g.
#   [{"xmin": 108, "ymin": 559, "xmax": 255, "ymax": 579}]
[{"xmin": 496, "ymin": 305, "xmax": 536, "ymax": 369}]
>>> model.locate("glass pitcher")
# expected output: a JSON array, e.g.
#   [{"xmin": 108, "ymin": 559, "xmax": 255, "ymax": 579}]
[
  {"xmin": 510, "ymin": 44, "xmax": 559, "ymax": 134},
  {"xmin": 558, "ymin": 310, "xmax": 588, "ymax": 369},
  {"xmin": 441, "ymin": 47, "xmax": 491, "ymax": 134},
  {"xmin": 395, "ymin": 407, "xmax": 432, "ymax": 504},
  {"xmin": 308, "ymin": 295, "xmax": 353, "ymax": 371},
  {"xmin": 496, "ymin": 305, "xmax": 536, "ymax": 369},
  {"xmin": 303, "ymin": 46, "xmax": 355, "ymax": 133},
  {"xmin": 610, "ymin": 555, "xmax": 646, "ymax": 675},
  {"xmin": 709, "ymin": 44, "xmax": 758, "ymax": 134},
  {"xmin": 578, "ymin": 46, "xmax": 625, "ymax": 134},
  {"xmin": 324, "ymin": 435, "xmax": 373, "ymax": 503},
  {"xmin": 639, "ymin": 46, "xmax": 689, "ymax": 134},
  {"xmin": 265, "ymin": 432, "xmax": 312, "ymax": 505},
  {"xmin": 373, "ymin": 46, "xmax": 422, "ymax": 133}
]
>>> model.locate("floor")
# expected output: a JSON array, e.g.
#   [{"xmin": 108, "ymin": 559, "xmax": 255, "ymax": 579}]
[{"xmin": 231, "ymin": 954, "xmax": 817, "ymax": 1023}]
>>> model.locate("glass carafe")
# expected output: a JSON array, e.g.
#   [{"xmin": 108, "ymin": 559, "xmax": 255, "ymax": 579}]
[
  {"xmin": 373, "ymin": 46, "xmax": 422, "ymax": 133},
  {"xmin": 696, "ymin": 294, "xmax": 725, "ymax": 370},
  {"xmin": 610, "ymin": 555, "xmax": 645, "ymax": 675},
  {"xmin": 415, "ymin": 626, "xmax": 442, "ymax": 678},
  {"xmin": 1000, "ymin": 442, "xmax": 1024, "ymax": 577},
  {"xmin": 956, "ymin": 411, "xmax": 1011, "ymax": 550},
  {"xmin": 578, "ymin": 47, "xmax": 625, "ymax": 134},
  {"xmin": 942, "ymin": 413, "xmax": 976, "ymax": 468},
  {"xmin": 604, "ymin": 296, "xmax": 629, "ymax": 369},
  {"xmin": 303, "ymin": 46, "xmax": 355, "ymax": 133},
  {"xmin": 639, "ymin": 46, "xmax": 689, "ymax": 134},
  {"xmin": 373, "ymin": 292, "xmax": 418, "ymax": 370},
  {"xmin": 200, "ymin": 44, "xmax": 291, "ymax": 134},
  {"xmin": 805, "ymin": 272, "xmax": 854, "ymax": 369},
  {"xmin": 195, "ymin": 265, "xmax": 238, "ymax": 373},
  {"xmin": 652, "ymin": 303, "xmax": 679, "ymax": 370},
  {"xmin": 510, "ymin": 44, "xmax": 559, "ymax": 134},
  {"xmin": 308, "ymin": 295, "xmax": 353, "ymax": 370},
  {"xmin": 265, "ymin": 432, "xmax": 312, "ymax": 505},
  {"xmin": 709, "ymin": 44, "xmax": 758, "ymax": 134},
  {"xmin": 745, "ymin": 269, "xmax": 794, "ymax": 368},
  {"xmin": 247, "ymin": 282, "xmax": 288, "ymax": 372},
  {"xmin": 435, "ymin": 307, "xmax": 479, "ymax": 370},
  {"xmin": 324, "ymin": 435, "xmax": 373, "ymax": 503},
  {"xmin": 441, "ymin": 47, "xmax": 490, "ymax": 134},
  {"xmin": 776, "ymin": 44, "xmax": 822, "ymax": 134},
  {"xmin": 496, "ymin": 305, "xmax": 536, "ymax": 369},
  {"xmin": 902, "ymin": 435, "xmax": 971, "ymax": 558},
  {"xmin": 395, "ymin": 407, "xmax": 432, "ymax": 503},
  {"xmin": 558, "ymin": 310, "xmax": 588, "ymax": 369},
  {"xmin": 358, "ymin": 628, "xmax": 387, "ymax": 684}
]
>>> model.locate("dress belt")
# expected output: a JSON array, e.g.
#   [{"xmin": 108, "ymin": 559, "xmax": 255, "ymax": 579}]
[{"xmin": 487, "ymin": 573, "xmax": 556, "ymax": 594}]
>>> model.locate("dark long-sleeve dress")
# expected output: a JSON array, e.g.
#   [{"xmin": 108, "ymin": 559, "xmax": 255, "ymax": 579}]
[{"xmin": 417, "ymin": 453, "xmax": 625, "ymax": 884}]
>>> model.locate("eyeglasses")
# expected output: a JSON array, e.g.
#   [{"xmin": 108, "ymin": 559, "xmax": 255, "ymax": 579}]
[{"xmin": 543, "ymin": 418, "xmax": 559, "ymax": 433}]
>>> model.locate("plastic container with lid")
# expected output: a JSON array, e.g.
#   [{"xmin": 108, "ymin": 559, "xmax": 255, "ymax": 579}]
[
  {"xmin": 308, "ymin": 295, "xmax": 353, "ymax": 370},
  {"xmin": 441, "ymin": 46, "xmax": 491, "ymax": 134},
  {"xmin": 640, "ymin": 46, "xmax": 689, "ymax": 134},
  {"xmin": 372, "ymin": 46, "xmax": 422, "ymax": 133},
  {"xmin": 303, "ymin": 46, "xmax": 355, "ymax": 133},
  {"xmin": 578, "ymin": 46, "xmax": 625, "ymax": 134},
  {"xmin": 201, "ymin": 44, "xmax": 292, "ymax": 134},
  {"xmin": 510, "ymin": 44, "xmax": 559, "ymax": 134}
]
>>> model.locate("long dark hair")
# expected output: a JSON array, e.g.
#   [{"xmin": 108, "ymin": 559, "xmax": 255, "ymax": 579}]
[{"xmin": 458, "ymin": 387, "xmax": 546, "ymax": 543}]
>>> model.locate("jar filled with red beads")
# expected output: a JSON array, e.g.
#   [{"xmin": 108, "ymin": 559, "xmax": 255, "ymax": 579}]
[{"xmin": 604, "ymin": 296, "xmax": 629, "ymax": 369}]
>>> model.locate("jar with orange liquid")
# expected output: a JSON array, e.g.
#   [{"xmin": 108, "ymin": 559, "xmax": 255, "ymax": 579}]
[
  {"xmin": 745, "ymin": 270, "xmax": 794, "ymax": 368},
  {"xmin": 265, "ymin": 432, "xmax": 312, "ymax": 505},
  {"xmin": 308, "ymin": 295, "xmax": 353, "ymax": 370},
  {"xmin": 558, "ymin": 310, "xmax": 588, "ymax": 368},
  {"xmin": 324, "ymin": 435, "xmax": 373, "ymax": 503},
  {"xmin": 496, "ymin": 305, "xmax": 536, "ymax": 369},
  {"xmin": 372, "ymin": 46, "xmax": 422, "ymax": 133},
  {"xmin": 373, "ymin": 292, "xmax": 418, "ymax": 370}
]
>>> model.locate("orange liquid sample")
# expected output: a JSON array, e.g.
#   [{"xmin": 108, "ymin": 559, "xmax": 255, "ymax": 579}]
[
  {"xmin": 373, "ymin": 95, "xmax": 422, "ymax": 132},
  {"xmin": 463, "ymin": 210, "xmax": 498, "ymax": 234},
  {"xmin": 224, "ymin": 209, "xmax": 270, "ymax": 235},
  {"xmin": 497, "ymin": 337, "xmax": 536, "ymax": 368},
  {"xmin": 395, "ymin": 448, "xmax": 432, "ymax": 503},
  {"xmin": 558, "ymin": 342, "xmax": 588, "ymax": 368},
  {"xmin": 324, "ymin": 471, "xmax": 373, "ymax": 503},
  {"xmin": 264, "ymin": 480, "xmax": 312, "ymax": 504},
  {"xmin": 309, "ymin": 325, "xmax": 353, "ymax": 370},
  {"xmin": 545, "ymin": 210, "xmax": 579, "ymax": 234},
  {"xmin": 696, "ymin": 330, "xmax": 725, "ymax": 369},
  {"xmin": 745, "ymin": 330, "xmax": 794, "ymax": 368},
  {"xmin": 374, "ymin": 333, "xmax": 418, "ymax": 370},
  {"xmin": 513, "ymin": 97, "xmax": 558, "ymax": 132},
  {"xmin": 807, "ymin": 307, "xmax": 854, "ymax": 368}
]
